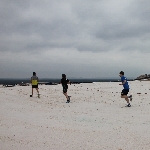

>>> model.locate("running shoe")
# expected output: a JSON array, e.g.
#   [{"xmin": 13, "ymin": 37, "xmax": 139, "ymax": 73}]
[{"xmin": 127, "ymin": 103, "xmax": 131, "ymax": 107}]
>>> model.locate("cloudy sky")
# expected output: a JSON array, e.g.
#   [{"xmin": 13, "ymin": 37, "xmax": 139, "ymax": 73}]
[{"xmin": 0, "ymin": 0, "xmax": 150, "ymax": 79}]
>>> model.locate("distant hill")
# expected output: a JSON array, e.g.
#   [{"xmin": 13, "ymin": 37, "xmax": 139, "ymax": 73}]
[{"xmin": 136, "ymin": 74, "xmax": 150, "ymax": 80}]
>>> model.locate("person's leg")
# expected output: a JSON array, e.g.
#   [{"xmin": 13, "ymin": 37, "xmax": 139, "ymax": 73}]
[
  {"xmin": 128, "ymin": 95, "xmax": 132, "ymax": 101},
  {"xmin": 63, "ymin": 92, "xmax": 69, "ymax": 99},
  {"xmin": 63, "ymin": 89, "xmax": 70, "ymax": 103},
  {"xmin": 36, "ymin": 88, "xmax": 40, "ymax": 98},
  {"xmin": 36, "ymin": 88, "xmax": 39, "ymax": 94},
  {"xmin": 63, "ymin": 92, "xmax": 69, "ymax": 100},
  {"xmin": 63, "ymin": 87, "xmax": 70, "ymax": 102},
  {"xmin": 32, "ymin": 88, "xmax": 33, "ymax": 95},
  {"xmin": 121, "ymin": 95, "xmax": 129, "ymax": 103},
  {"xmin": 121, "ymin": 89, "xmax": 131, "ymax": 106}
]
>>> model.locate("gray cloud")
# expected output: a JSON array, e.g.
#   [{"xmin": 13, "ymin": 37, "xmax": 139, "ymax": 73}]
[{"xmin": 0, "ymin": 0, "xmax": 150, "ymax": 78}]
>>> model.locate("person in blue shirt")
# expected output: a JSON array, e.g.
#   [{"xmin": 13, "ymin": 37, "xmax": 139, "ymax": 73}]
[{"xmin": 119, "ymin": 71, "xmax": 132, "ymax": 107}]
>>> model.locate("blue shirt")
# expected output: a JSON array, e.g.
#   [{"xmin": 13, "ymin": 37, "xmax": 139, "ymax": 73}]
[{"xmin": 121, "ymin": 76, "xmax": 129, "ymax": 89}]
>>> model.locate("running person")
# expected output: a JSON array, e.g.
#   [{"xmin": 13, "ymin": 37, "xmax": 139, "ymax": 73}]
[
  {"xmin": 61, "ymin": 74, "xmax": 71, "ymax": 103},
  {"xmin": 119, "ymin": 71, "xmax": 132, "ymax": 107},
  {"xmin": 30, "ymin": 72, "xmax": 40, "ymax": 97}
]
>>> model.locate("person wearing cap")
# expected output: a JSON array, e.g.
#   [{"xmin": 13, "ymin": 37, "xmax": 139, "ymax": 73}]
[
  {"xmin": 30, "ymin": 72, "xmax": 40, "ymax": 97},
  {"xmin": 61, "ymin": 74, "xmax": 71, "ymax": 103},
  {"xmin": 119, "ymin": 71, "xmax": 132, "ymax": 107}
]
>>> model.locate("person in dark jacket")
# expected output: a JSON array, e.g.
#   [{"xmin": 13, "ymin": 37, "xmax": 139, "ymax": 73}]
[{"xmin": 61, "ymin": 74, "xmax": 71, "ymax": 103}]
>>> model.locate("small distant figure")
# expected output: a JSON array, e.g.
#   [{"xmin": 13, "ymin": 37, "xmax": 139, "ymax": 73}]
[
  {"xmin": 30, "ymin": 72, "xmax": 40, "ymax": 98},
  {"xmin": 61, "ymin": 74, "xmax": 71, "ymax": 103},
  {"xmin": 119, "ymin": 71, "xmax": 132, "ymax": 107}
]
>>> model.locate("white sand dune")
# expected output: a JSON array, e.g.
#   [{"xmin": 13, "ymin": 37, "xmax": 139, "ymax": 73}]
[{"xmin": 0, "ymin": 81, "xmax": 150, "ymax": 150}]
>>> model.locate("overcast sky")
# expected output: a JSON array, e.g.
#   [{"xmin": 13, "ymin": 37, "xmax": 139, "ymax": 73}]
[{"xmin": 0, "ymin": 0, "xmax": 150, "ymax": 79}]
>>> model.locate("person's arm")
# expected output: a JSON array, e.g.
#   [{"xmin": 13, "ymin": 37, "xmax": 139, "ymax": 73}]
[
  {"xmin": 119, "ymin": 80, "xmax": 126, "ymax": 85},
  {"xmin": 67, "ymin": 79, "xmax": 71, "ymax": 85}
]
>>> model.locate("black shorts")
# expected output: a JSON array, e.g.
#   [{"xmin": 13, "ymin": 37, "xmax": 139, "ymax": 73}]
[
  {"xmin": 121, "ymin": 89, "xmax": 129, "ymax": 96},
  {"xmin": 63, "ymin": 85, "xmax": 68, "ymax": 93},
  {"xmin": 32, "ymin": 85, "xmax": 38, "ymax": 88},
  {"xmin": 63, "ymin": 88, "xmax": 67, "ymax": 93}
]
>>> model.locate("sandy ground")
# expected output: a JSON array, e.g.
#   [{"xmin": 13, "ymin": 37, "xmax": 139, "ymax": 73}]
[{"xmin": 0, "ymin": 81, "xmax": 150, "ymax": 150}]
